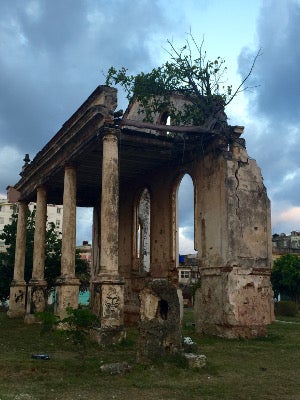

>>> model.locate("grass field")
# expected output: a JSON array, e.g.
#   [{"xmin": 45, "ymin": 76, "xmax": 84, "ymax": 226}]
[{"xmin": 0, "ymin": 309, "xmax": 299, "ymax": 400}]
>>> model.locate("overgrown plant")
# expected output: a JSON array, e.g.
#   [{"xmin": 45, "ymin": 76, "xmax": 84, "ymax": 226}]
[
  {"xmin": 37, "ymin": 307, "xmax": 98, "ymax": 357},
  {"xmin": 105, "ymin": 33, "xmax": 260, "ymax": 129},
  {"xmin": 36, "ymin": 310, "xmax": 60, "ymax": 335},
  {"xmin": 61, "ymin": 307, "xmax": 99, "ymax": 350}
]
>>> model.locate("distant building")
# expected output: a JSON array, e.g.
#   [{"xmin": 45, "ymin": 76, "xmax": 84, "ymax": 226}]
[
  {"xmin": 0, "ymin": 198, "xmax": 63, "ymax": 253},
  {"xmin": 177, "ymin": 253, "xmax": 200, "ymax": 307},
  {"xmin": 178, "ymin": 253, "xmax": 200, "ymax": 284},
  {"xmin": 76, "ymin": 241, "xmax": 92, "ymax": 266},
  {"xmin": 272, "ymin": 231, "xmax": 300, "ymax": 259}
]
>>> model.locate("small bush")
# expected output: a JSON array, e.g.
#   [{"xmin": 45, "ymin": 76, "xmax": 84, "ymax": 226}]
[
  {"xmin": 36, "ymin": 311, "xmax": 60, "ymax": 334},
  {"xmin": 274, "ymin": 301, "xmax": 298, "ymax": 317}
]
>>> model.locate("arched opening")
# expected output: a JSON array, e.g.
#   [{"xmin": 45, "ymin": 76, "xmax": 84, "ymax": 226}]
[
  {"xmin": 158, "ymin": 111, "xmax": 171, "ymax": 135},
  {"xmin": 177, "ymin": 174, "xmax": 198, "ymax": 308},
  {"xmin": 137, "ymin": 188, "xmax": 151, "ymax": 273},
  {"xmin": 178, "ymin": 174, "xmax": 196, "ymax": 255}
]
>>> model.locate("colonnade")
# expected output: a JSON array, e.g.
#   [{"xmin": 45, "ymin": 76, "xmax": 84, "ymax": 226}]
[
  {"xmin": 8, "ymin": 127, "xmax": 124, "ymax": 338},
  {"xmin": 7, "ymin": 118, "xmax": 274, "ymax": 340}
]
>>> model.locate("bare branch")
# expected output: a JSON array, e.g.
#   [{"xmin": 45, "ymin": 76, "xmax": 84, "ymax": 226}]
[{"xmin": 225, "ymin": 48, "xmax": 262, "ymax": 106}]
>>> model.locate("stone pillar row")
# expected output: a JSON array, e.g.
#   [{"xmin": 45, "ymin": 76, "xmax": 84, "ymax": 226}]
[
  {"xmin": 25, "ymin": 185, "xmax": 48, "ymax": 323},
  {"xmin": 8, "ymin": 127, "xmax": 125, "ymax": 344},
  {"xmin": 8, "ymin": 164, "xmax": 81, "ymax": 321}
]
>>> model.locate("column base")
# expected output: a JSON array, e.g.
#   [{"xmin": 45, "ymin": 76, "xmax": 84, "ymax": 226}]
[
  {"xmin": 7, "ymin": 280, "xmax": 27, "ymax": 318},
  {"xmin": 54, "ymin": 277, "xmax": 80, "ymax": 319},
  {"xmin": 195, "ymin": 266, "xmax": 274, "ymax": 339},
  {"xmin": 90, "ymin": 276, "xmax": 125, "ymax": 344},
  {"xmin": 24, "ymin": 280, "xmax": 48, "ymax": 324}
]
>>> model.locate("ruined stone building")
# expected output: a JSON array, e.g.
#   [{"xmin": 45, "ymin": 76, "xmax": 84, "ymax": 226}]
[{"xmin": 7, "ymin": 85, "xmax": 274, "ymax": 340}]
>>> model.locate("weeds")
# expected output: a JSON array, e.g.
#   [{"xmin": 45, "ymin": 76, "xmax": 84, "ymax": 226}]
[{"xmin": 0, "ymin": 310, "xmax": 299, "ymax": 400}]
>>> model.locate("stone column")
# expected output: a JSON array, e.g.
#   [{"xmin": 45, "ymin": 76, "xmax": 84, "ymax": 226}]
[
  {"xmin": 7, "ymin": 201, "xmax": 28, "ymax": 318},
  {"xmin": 100, "ymin": 131, "xmax": 119, "ymax": 276},
  {"xmin": 25, "ymin": 186, "xmax": 48, "ymax": 323},
  {"xmin": 90, "ymin": 127, "xmax": 125, "ymax": 345},
  {"xmin": 55, "ymin": 164, "xmax": 80, "ymax": 318}
]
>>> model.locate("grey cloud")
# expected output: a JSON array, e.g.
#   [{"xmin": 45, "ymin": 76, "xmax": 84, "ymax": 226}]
[
  {"xmin": 0, "ymin": 0, "xmax": 193, "ymax": 246},
  {"xmin": 239, "ymin": 0, "xmax": 300, "ymax": 232},
  {"xmin": 239, "ymin": 0, "xmax": 300, "ymax": 123},
  {"xmin": 0, "ymin": 0, "xmax": 181, "ymax": 193}
]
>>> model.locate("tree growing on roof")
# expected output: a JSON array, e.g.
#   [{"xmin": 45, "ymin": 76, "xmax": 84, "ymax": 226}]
[{"xmin": 105, "ymin": 33, "xmax": 260, "ymax": 132}]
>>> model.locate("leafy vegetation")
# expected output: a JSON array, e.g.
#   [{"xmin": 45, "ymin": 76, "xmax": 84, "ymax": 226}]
[
  {"xmin": 0, "ymin": 210, "xmax": 89, "ymax": 303},
  {"xmin": 106, "ymin": 33, "xmax": 260, "ymax": 131},
  {"xmin": 37, "ymin": 307, "xmax": 98, "ymax": 359},
  {"xmin": 271, "ymin": 254, "xmax": 300, "ymax": 305}
]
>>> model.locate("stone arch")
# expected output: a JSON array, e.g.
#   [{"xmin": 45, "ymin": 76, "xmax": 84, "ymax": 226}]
[
  {"xmin": 157, "ymin": 111, "xmax": 171, "ymax": 135},
  {"xmin": 172, "ymin": 172, "xmax": 196, "ymax": 265},
  {"xmin": 157, "ymin": 110, "xmax": 169, "ymax": 125}
]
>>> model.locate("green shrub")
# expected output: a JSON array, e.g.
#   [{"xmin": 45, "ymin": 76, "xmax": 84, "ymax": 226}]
[{"xmin": 274, "ymin": 301, "xmax": 298, "ymax": 317}]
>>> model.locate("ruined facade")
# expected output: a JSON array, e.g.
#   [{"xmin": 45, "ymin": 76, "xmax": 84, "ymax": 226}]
[{"xmin": 7, "ymin": 86, "xmax": 274, "ymax": 339}]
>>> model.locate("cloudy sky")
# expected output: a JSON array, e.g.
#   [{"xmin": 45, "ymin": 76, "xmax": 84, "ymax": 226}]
[{"xmin": 0, "ymin": 0, "xmax": 299, "ymax": 253}]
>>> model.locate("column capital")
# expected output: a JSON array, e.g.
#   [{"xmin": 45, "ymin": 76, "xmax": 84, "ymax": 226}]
[
  {"xmin": 64, "ymin": 162, "xmax": 77, "ymax": 171},
  {"xmin": 102, "ymin": 126, "xmax": 121, "ymax": 140},
  {"xmin": 36, "ymin": 184, "xmax": 47, "ymax": 192}
]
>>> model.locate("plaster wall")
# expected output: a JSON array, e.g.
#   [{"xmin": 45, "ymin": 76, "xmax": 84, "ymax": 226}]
[{"xmin": 192, "ymin": 144, "xmax": 274, "ymax": 337}]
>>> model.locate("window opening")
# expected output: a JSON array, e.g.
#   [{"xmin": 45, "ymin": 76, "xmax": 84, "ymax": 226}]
[
  {"xmin": 178, "ymin": 174, "xmax": 196, "ymax": 256},
  {"xmin": 159, "ymin": 111, "xmax": 171, "ymax": 135},
  {"xmin": 177, "ymin": 174, "xmax": 199, "ymax": 312}
]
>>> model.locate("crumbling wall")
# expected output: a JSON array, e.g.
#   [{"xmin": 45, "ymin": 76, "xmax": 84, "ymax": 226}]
[
  {"xmin": 137, "ymin": 279, "xmax": 182, "ymax": 363},
  {"xmin": 193, "ymin": 142, "xmax": 274, "ymax": 338}
]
